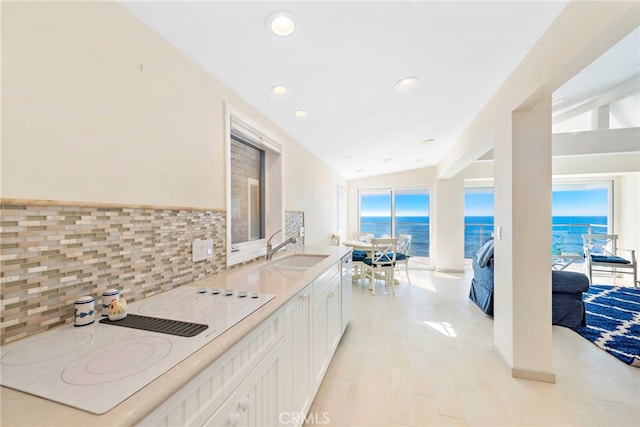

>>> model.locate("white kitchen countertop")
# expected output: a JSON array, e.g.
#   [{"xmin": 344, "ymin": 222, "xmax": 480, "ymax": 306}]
[{"xmin": 0, "ymin": 245, "xmax": 351, "ymax": 427}]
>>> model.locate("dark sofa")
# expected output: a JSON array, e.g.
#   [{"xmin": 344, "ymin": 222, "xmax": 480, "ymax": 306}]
[{"xmin": 469, "ymin": 239, "xmax": 589, "ymax": 328}]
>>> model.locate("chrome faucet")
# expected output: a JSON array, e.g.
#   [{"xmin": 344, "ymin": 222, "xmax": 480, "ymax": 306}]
[{"xmin": 266, "ymin": 230, "xmax": 297, "ymax": 260}]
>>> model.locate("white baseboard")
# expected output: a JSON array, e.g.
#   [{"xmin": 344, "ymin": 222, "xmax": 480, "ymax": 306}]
[
  {"xmin": 512, "ymin": 368, "xmax": 556, "ymax": 384},
  {"xmin": 435, "ymin": 267, "xmax": 465, "ymax": 273}
]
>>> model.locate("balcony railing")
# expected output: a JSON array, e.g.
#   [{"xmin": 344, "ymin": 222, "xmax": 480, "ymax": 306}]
[{"xmin": 464, "ymin": 222, "xmax": 608, "ymax": 259}]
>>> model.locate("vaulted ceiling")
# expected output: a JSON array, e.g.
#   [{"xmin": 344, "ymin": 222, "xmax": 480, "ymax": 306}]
[{"xmin": 120, "ymin": 1, "xmax": 638, "ymax": 179}]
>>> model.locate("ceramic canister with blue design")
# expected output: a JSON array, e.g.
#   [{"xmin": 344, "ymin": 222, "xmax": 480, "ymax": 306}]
[
  {"xmin": 101, "ymin": 289, "xmax": 120, "ymax": 316},
  {"xmin": 74, "ymin": 296, "xmax": 95, "ymax": 326}
]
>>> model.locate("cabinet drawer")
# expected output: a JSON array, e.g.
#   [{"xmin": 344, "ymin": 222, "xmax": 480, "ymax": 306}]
[{"xmin": 139, "ymin": 308, "xmax": 284, "ymax": 427}]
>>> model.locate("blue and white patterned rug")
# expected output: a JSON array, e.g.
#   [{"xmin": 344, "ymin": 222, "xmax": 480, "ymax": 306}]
[{"xmin": 573, "ymin": 284, "xmax": 640, "ymax": 367}]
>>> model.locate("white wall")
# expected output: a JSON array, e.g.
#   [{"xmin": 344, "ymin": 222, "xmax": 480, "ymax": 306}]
[
  {"xmin": 284, "ymin": 135, "xmax": 346, "ymax": 245},
  {"xmin": 615, "ymin": 173, "xmax": 640, "ymax": 253},
  {"xmin": 433, "ymin": 175, "xmax": 465, "ymax": 272},
  {"xmin": 1, "ymin": 1, "xmax": 342, "ymax": 246}
]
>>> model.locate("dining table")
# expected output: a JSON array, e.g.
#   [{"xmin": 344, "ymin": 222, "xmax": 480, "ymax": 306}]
[
  {"xmin": 342, "ymin": 239, "xmax": 376, "ymax": 254},
  {"xmin": 342, "ymin": 239, "xmax": 400, "ymax": 287}
]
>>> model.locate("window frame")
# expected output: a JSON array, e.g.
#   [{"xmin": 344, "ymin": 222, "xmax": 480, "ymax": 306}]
[
  {"xmin": 462, "ymin": 178, "xmax": 613, "ymax": 258},
  {"xmin": 225, "ymin": 105, "xmax": 282, "ymax": 266},
  {"xmin": 551, "ymin": 178, "xmax": 613, "ymax": 233},
  {"xmin": 358, "ymin": 186, "xmax": 431, "ymax": 257}
]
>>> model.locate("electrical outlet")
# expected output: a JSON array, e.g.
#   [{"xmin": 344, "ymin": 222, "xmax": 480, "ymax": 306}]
[{"xmin": 192, "ymin": 239, "xmax": 214, "ymax": 262}]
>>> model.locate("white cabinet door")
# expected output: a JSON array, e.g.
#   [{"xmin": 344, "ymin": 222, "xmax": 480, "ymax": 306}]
[
  {"xmin": 340, "ymin": 254, "xmax": 352, "ymax": 334},
  {"xmin": 284, "ymin": 285, "xmax": 313, "ymax": 419},
  {"xmin": 203, "ymin": 340, "xmax": 285, "ymax": 427},
  {"xmin": 312, "ymin": 286, "xmax": 329, "ymax": 391},
  {"xmin": 312, "ymin": 267, "xmax": 341, "ymax": 391},
  {"xmin": 139, "ymin": 309, "xmax": 284, "ymax": 427},
  {"xmin": 327, "ymin": 278, "xmax": 342, "ymax": 355}
]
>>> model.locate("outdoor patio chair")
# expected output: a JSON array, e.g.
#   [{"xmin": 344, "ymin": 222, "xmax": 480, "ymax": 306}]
[{"xmin": 582, "ymin": 234, "xmax": 638, "ymax": 288}]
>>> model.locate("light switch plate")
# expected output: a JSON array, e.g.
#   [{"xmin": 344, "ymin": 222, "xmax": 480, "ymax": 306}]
[
  {"xmin": 495, "ymin": 226, "xmax": 502, "ymax": 240},
  {"xmin": 192, "ymin": 239, "xmax": 214, "ymax": 262}
]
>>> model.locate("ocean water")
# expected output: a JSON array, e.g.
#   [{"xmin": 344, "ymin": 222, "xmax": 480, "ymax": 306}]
[{"xmin": 360, "ymin": 216, "xmax": 607, "ymax": 258}]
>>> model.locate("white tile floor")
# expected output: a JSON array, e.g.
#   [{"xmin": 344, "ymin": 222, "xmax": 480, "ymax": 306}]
[{"xmin": 307, "ymin": 266, "xmax": 640, "ymax": 426}]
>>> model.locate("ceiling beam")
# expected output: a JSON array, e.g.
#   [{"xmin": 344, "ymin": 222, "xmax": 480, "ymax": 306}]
[
  {"xmin": 437, "ymin": 1, "xmax": 639, "ymax": 179},
  {"xmin": 552, "ymin": 76, "xmax": 640, "ymax": 125}
]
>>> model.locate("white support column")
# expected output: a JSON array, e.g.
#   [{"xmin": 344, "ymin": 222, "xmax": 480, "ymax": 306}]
[
  {"xmin": 493, "ymin": 95, "xmax": 555, "ymax": 383},
  {"xmin": 434, "ymin": 174, "xmax": 465, "ymax": 272}
]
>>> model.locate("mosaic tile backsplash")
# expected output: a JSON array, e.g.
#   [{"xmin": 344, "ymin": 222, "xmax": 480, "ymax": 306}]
[
  {"xmin": 285, "ymin": 210, "xmax": 304, "ymax": 248},
  {"xmin": 0, "ymin": 201, "xmax": 226, "ymax": 345}
]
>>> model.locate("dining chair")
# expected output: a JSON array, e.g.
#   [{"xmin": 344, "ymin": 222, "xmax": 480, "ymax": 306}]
[
  {"xmin": 395, "ymin": 234, "xmax": 412, "ymax": 284},
  {"xmin": 363, "ymin": 238, "xmax": 397, "ymax": 295},
  {"xmin": 351, "ymin": 233, "xmax": 374, "ymax": 285},
  {"xmin": 582, "ymin": 234, "xmax": 638, "ymax": 288}
]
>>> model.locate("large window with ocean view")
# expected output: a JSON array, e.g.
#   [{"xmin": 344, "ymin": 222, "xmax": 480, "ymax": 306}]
[
  {"xmin": 464, "ymin": 182, "xmax": 611, "ymax": 259},
  {"xmin": 552, "ymin": 182, "xmax": 610, "ymax": 255},
  {"xmin": 359, "ymin": 188, "xmax": 430, "ymax": 257},
  {"xmin": 464, "ymin": 188, "xmax": 494, "ymax": 258}
]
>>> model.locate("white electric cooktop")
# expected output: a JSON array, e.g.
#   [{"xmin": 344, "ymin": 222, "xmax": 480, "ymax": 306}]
[{"xmin": 0, "ymin": 286, "xmax": 274, "ymax": 414}]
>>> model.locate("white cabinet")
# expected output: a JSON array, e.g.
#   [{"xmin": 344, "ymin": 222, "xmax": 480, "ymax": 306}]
[
  {"xmin": 327, "ymin": 278, "xmax": 342, "ymax": 354},
  {"xmin": 284, "ymin": 286, "xmax": 313, "ymax": 418},
  {"xmin": 139, "ymin": 309, "xmax": 284, "ymax": 427},
  {"xmin": 312, "ymin": 263, "xmax": 341, "ymax": 391},
  {"xmin": 341, "ymin": 254, "xmax": 352, "ymax": 334},
  {"xmin": 141, "ymin": 256, "xmax": 351, "ymax": 427},
  {"xmin": 203, "ymin": 340, "xmax": 285, "ymax": 427}
]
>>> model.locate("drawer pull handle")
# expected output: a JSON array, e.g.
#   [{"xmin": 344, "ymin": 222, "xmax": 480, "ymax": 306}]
[{"xmin": 239, "ymin": 397, "xmax": 249, "ymax": 411}]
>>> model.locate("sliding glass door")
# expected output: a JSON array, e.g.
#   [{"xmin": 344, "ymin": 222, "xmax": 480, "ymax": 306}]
[{"xmin": 359, "ymin": 188, "xmax": 430, "ymax": 257}]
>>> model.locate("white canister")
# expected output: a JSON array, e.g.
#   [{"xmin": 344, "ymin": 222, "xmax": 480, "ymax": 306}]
[
  {"xmin": 102, "ymin": 289, "xmax": 120, "ymax": 316},
  {"xmin": 74, "ymin": 296, "xmax": 95, "ymax": 326}
]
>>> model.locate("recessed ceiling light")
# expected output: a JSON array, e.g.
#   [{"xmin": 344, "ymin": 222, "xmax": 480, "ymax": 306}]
[
  {"xmin": 384, "ymin": 158, "xmax": 392, "ymax": 163},
  {"xmin": 416, "ymin": 159, "xmax": 424, "ymax": 162},
  {"xmin": 293, "ymin": 110, "xmax": 306, "ymax": 117},
  {"xmin": 355, "ymin": 169, "xmax": 363, "ymax": 173},
  {"xmin": 422, "ymin": 138, "xmax": 435, "ymax": 144},
  {"xmin": 271, "ymin": 85, "xmax": 287, "ymax": 95},
  {"xmin": 267, "ymin": 11, "xmax": 296, "ymax": 37},
  {"xmin": 343, "ymin": 155, "xmax": 353, "ymax": 160},
  {"xmin": 394, "ymin": 76, "xmax": 418, "ymax": 91}
]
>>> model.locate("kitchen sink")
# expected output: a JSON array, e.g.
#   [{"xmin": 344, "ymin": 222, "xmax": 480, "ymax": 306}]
[{"xmin": 272, "ymin": 254, "xmax": 328, "ymax": 269}]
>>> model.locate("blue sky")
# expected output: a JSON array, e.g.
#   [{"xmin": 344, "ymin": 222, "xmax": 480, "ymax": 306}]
[
  {"xmin": 465, "ymin": 190, "xmax": 494, "ymax": 216},
  {"xmin": 464, "ymin": 187, "xmax": 608, "ymax": 216},
  {"xmin": 552, "ymin": 188, "xmax": 608, "ymax": 216},
  {"xmin": 362, "ymin": 186, "xmax": 608, "ymax": 217},
  {"xmin": 361, "ymin": 192, "xmax": 429, "ymax": 217}
]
